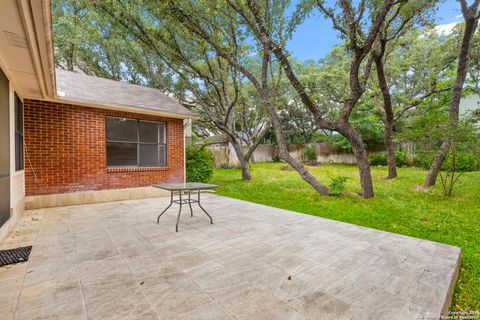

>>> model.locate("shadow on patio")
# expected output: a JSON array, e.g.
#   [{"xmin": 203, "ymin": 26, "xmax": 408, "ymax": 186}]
[{"xmin": 0, "ymin": 195, "xmax": 460, "ymax": 320}]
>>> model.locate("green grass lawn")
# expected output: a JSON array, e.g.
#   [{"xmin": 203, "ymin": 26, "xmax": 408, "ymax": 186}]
[{"xmin": 211, "ymin": 162, "xmax": 480, "ymax": 311}]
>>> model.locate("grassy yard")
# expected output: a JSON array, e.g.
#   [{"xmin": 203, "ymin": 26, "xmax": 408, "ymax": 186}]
[{"xmin": 211, "ymin": 162, "xmax": 480, "ymax": 311}]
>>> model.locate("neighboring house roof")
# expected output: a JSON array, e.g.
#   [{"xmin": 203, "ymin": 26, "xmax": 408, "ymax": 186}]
[{"xmin": 56, "ymin": 69, "xmax": 196, "ymax": 119}]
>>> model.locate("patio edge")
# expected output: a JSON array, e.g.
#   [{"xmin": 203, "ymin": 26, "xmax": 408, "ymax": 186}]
[
  {"xmin": 441, "ymin": 250, "xmax": 462, "ymax": 317},
  {"xmin": 209, "ymin": 194, "xmax": 463, "ymax": 315}
]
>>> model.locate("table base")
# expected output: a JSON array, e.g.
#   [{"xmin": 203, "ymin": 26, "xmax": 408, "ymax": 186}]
[{"xmin": 156, "ymin": 190, "xmax": 213, "ymax": 232}]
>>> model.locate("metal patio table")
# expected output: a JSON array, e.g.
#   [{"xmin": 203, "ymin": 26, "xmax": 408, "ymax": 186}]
[{"xmin": 153, "ymin": 182, "xmax": 218, "ymax": 232}]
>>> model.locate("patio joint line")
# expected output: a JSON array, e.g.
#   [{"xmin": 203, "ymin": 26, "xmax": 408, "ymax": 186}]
[
  {"xmin": 203, "ymin": 252, "xmax": 308, "ymax": 319},
  {"xmin": 180, "ymin": 264, "xmax": 240, "ymax": 320},
  {"xmin": 67, "ymin": 207, "xmax": 89, "ymax": 320},
  {"xmin": 138, "ymin": 201, "xmax": 242, "ymax": 319},
  {"xmin": 183, "ymin": 200, "xmax": 370, "ymax": 313},
  {"xmin": 196, "ymin": 233, "xmax": 328, "ymax": 312},
  {"xmin": 102, "ymin": 203, "xmax": 162, "ymax": 319},
  {"xmin": 11, "ymin": 210, "xmax": 44, "ymax": 320},
  {"xmin": 125, "ymin": 201, "xmax": 240, "ymax": 320},
  {"xmin": 180, "ymin": 222, "xmax": 290, "ymax": 319}
]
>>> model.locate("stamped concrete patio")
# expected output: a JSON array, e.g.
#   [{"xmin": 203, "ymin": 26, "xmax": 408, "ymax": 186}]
[{"xmin": 0, "ymin": 195, "xmax": 460, "ymax": 320}]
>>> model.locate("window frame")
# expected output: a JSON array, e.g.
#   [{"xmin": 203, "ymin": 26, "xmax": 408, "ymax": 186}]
[
  {"xmin": 14, "ymin": 93, "xmax": 24, "ymax": 172},
  {"xmin": 105, "ymin": 116, "xmax": 167, "ymax": 168}
]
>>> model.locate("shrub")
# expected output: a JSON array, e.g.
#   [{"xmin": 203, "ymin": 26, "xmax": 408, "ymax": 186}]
[
  {"xmin": 185, "ymin": 144, "xmax": 213, "ymax": 183},
  {"xmin": 368, "ymin": 152, "xmax": 387, "ymax": 166},
  {"xmin": 368, "ymin": 151, "xmax": 408, "ymax": 167},
  {"xmin": 272, "ymin": 155, "xmax": 281, "ymax": 162},
  {"xmin": 444, "ymin": 152, "xmax": 479, "ymax": 172},
  {"xmin": 329, "ymin": 176, "xmax": 349, "ymax": 196},
  {"xmin": 412, "ymin": 150, "xmax": 436, "ymax": 169},
  {"xmin": 305, "ymin": 160, "xmax": 319, "ymax": 166},
  {"xmin": 412, "ymin": 150, "xmax": 479, "ymax": 172},
  {"xmin": 303, "ymin": 145, "xmax": 317, "ymax": 161},
  {"xmin": 395, "ymin": 150, "xmax": 408, "ymax": 167}
]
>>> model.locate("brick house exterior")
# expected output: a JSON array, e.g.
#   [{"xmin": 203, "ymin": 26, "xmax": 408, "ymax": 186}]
[
  {"xmin": 0, "ymin": 1, "xmax": 195, "ymax": 234},
  {"xmin": 24, "ymin": 99, "xmax": 185, "ymax": 196}
]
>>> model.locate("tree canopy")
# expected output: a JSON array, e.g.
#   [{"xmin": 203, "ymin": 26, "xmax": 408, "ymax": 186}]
[{"xmin": 51, "ymin": 0, "xmax": 480, "ymax": 197}]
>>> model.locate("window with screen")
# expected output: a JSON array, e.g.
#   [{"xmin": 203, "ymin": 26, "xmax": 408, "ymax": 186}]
[
  {"xmin": 106, "ymin": 117, "xmax": 166, "ymax": 167},
  {"xmin": 14, "ymin": 93, "xmax": 24, "ymax": 171}
]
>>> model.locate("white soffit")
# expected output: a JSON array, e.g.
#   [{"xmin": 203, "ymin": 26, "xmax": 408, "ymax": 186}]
[{"xmin": 0, "ymin": 0, "xmax": 55, "ymax": 99}]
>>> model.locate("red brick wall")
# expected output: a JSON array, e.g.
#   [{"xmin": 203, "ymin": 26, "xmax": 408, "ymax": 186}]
[{"xmin": 24, "ymin": 99, "xmax": 185, "ymax": 196}]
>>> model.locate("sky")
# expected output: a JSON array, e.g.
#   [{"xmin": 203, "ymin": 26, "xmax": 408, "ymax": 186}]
[{"xmin": 286, "ymin": 0, "xmax": 463, "ymax": 61}]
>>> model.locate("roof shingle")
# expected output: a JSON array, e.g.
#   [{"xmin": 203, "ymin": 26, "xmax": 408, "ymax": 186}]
[{"xmin": 55, "ymin": 69, "xmax": 195, "ymax": 118}]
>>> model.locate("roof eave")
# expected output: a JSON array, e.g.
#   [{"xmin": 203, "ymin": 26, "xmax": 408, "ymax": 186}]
[
  {"xmin": 50, "ymin": 96, "xmax": 199, "ymax": 120},
  {"xmin": 17, "ymin": 0, "xmax": 56, "ymax": 99}
]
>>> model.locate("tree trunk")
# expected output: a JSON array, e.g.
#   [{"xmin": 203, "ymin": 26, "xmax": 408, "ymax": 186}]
[
  {"xmin": 279, "ymin": 149, "xmax": 330, "ymax": 195},
  {"xmin": 351, "ymin": 144, "xmax": 375, "ymax": 198},
  {"xmin": 425, "ymin": 12, "xmax": 479, "ymax": 186},
  {"xmin": 385, "ymin": 120, "xmax": 397, "ymax": 179},
  {"xmin": 229, "ymin": 138, "xmax": 252, "ymax": 181},
  {"xmin": 240, "ymin": 159, "xmax": 252, "ymax": 181},
  {"xmin": 338, "ymin": 121, "xmax": 374, "ymax": 198},
  {"xmin": 258, "ymin": 51, "xmax": 330, "ymax": 195},
  {"xmin": 424, "ymin": 141, "xmax": 449, "ymax": 186},
  {"xmin": 374, "ymin": 55, "xmax": 397, "ymax": 179}
]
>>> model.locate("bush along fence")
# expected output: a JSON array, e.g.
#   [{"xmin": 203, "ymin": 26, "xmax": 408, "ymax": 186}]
[
  {"xmin": 206, "ymin": 141, "xmax": 478, "ymax": 171},
  {"xmin": 207, "ymin": 142, "xmax": 388, "ymax": 168}
]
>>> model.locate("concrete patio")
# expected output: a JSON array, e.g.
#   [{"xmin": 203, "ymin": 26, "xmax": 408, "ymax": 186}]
[{"xmin": 0, "ymin": 195, "xmax": 460, "ymax": 320}]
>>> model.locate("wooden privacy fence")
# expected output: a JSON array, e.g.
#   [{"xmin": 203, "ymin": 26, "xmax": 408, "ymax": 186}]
[
  {"xmin": 208, "ymin": 144, "xmax": 276, "ymax": 168},
  {"xmin": 208, "ymin": 143, "xmax": 393, "ymax": 167}
]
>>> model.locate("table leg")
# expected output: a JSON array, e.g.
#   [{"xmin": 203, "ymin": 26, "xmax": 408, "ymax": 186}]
[
  {"xmin": 188, "ymin": 192, "xmax": 193, "ymax": 217},
  {"xmin": 197, "ymin": 190, "xmax": 213, "ymax": 224},
  {"xmin": 157, "ymin": 191, "xmax": 173, "ymax": 223},
  {"xmin": 176, "ymin": 191, "xmax": 183, "ymax": 232}
]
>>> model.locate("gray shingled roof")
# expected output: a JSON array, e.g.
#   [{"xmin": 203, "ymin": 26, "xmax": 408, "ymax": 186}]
[{"xmin": 55, "ymin": 69, "xmax": 196, "ymax": 118}]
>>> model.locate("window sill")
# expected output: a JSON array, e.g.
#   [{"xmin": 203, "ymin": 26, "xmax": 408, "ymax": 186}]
[
  {"xmin": 12, "ymin": 170, "xmax": 24, "ymax": 177},
  {"xmin": 107, "ymin": 167, "xmax": 168, "ymax": 173}
]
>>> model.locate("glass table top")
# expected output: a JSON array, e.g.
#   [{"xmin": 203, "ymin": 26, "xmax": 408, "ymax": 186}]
[{"xmin": 152, "ymin": 182, "xmax": 218, "ymax": 191}]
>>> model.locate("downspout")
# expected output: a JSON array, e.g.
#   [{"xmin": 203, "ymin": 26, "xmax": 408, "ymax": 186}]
[{"xmin": 183, "ymin": 119, "xmax": 189, "ymax": 183}]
